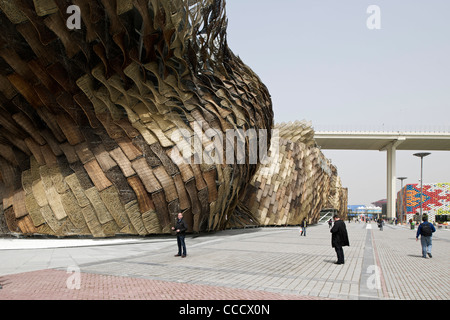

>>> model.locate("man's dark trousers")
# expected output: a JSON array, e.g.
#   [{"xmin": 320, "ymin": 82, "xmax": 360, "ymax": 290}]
[
  {"xmin": 335, "ymin": 246, "xmax": 344, "ymax": 264},
  {"xmin": 177, "ymin": 234, "xmax": 186, "ymax": 256}
]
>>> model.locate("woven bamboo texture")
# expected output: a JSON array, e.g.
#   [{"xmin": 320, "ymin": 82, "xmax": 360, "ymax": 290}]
[
  {"xmin": 0, "ymin": 0, "xmax": 274, "ymax": 236},
  {"xmin": 237, "ymin": 121, "xmax": 348, "ymax": 228},
  {"xmin": 0, "ymin": 1, "xmax": 347, "ymax": 237}
]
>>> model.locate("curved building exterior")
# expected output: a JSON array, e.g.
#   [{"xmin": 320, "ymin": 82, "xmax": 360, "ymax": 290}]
[{"xmin": 0, "ymin": 0, "xmax": 346, "ymax": 237}]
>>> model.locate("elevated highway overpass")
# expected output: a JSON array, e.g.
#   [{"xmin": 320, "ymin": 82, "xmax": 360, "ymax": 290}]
[{"xmin": 314, "ymin": 131, "xmax": 450, "ymax": 219}]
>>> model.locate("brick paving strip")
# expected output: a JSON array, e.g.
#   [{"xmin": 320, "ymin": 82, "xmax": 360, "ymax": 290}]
[{"xmin": 0, "ymin": 269, "xmax": 328, "ymax": 300}]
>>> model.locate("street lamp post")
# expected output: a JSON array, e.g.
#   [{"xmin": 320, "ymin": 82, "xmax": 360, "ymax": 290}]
[
  {"xmin": 413, "ymin": 153, "xmax": 431, "ymax": 222},
  {"xmin": 397, "ymin": 177, "xmax": 407, "ymax": 224}
]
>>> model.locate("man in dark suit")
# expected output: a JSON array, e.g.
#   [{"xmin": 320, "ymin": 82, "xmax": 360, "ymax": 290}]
[
  {"xmin": 172, "ymin": 212, "xmax": 188, "ymax": 258},
  {"xmin": 330, "ymin": 214, "xmax": 350, "ymax": 264}
]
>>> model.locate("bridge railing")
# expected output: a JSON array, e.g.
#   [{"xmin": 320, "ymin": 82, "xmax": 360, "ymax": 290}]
[{"xmin": 313, "ymin": 124, "xmax": 450, "ymax": 133}]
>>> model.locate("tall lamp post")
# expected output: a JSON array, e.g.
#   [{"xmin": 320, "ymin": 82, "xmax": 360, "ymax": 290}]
[
  {"xmin": 397, "ymin": 177, "xmax": 407, "ymax": 224},
  {"xmin": 413, "ymin": 152, "xmax": 431, "ymax": 222}
]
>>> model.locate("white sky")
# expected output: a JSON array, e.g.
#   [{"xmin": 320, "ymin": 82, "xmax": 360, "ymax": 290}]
[{"xmin": 225, "ymin": 0, "xmax": 450, "ymax": 205}]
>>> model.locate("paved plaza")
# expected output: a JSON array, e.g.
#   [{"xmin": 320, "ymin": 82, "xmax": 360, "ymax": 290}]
[{"xmin": 0, "ymin": 221, "xmax": 449, "ymax": 300}]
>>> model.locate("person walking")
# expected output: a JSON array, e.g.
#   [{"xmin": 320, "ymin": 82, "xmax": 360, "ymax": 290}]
[
  {"xmin": 328, "ymin": 218, "xmax": 332, "ymax": 229},
  {"xmin": 330, "ymin": 215, "xmax": 349, "ymax": 265},
  {"xmin": 416, "ymin": 215, "xmax": 436, "ymax": 258},
  {"xmin": 300, "ymin": 218, "xmax": 307, "ymax": 236},
  {"xmin": 172, "ymin": 212, "xmax": 188, "ymax": 258},
  {"xmin": 378, "ymin": 218, "xmax": 383, "ymax": 231}
]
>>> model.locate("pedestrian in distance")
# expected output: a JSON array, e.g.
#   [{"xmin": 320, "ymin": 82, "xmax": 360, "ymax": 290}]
[
  {"xmin": 378, "ymin": 218, "xmax": 383, "ymax": 231},
  {"xmin": 416, "ymin": 215, "xmax": 436, "ymax": 258},
  {"xmin": 300, "ymin": 218, "xmax": 307, "ymax": 236},
  {"xmin": 330, "ymin": 215, "xmax": 349, "ymax": 265},
  {"xmin": 328, "ymin": 218, "xmax": 332, "ymax": 229},
  {"xmin": 172, "ymin": 212, "xmax": 188, "ymax": 258}
]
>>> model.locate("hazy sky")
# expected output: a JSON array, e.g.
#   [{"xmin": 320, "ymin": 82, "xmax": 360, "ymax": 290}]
[{"xmin": 225, "ymin": 0, "xmax": 450, "ymax": 205}]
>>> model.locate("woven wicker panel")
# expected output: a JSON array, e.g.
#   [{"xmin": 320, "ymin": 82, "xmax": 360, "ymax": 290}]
[
  {"xmin": 44, "ymin": 13, "xmax": 79, "ymax": 57},
  {"xmin": 169, "ymin": 148, "xmax": 194, "ymax": 183},
  {"xmin": 124, "ymin": 200, "xmax": 146, "ymax": 236},
  {"xmin": 40, "ymin": 144, "xmax": 58, "ymax": 167},
  {"xmin": 38, "ymin": 109, "xmax": 67, "ymax": 143},
  {"xmin": 0, "ymin": 158, "xmax": 20, "ymax": 188},
  {"xmin": 127, "ymin": 175, "xmax": 154, "ymax": 213},
  {"xmin": 12, "ymin": 189, "xmax": 27, "ymax": 218},
  {"xmin": 0, "ymin": 0, "xmax": 27, "ymax": 23},
  {"xmin": 0, "ymin": 118, "xmax": 25, "ymax": 149},
  {"xmin": 168, "ymin": 199, "xmax": 180, "ymax": 216},
  {"xmin": 40, "ymin": 204, "xmax": 63, "ymax": 233},
  {"xmin": 104, "ymin": 166, "xmax": 137, "ymax": 205},
  {"xmin": 81, "ymin": 204, "xmax": 105, "ymax": 238},
  {"xmin": 60, "ymin": 190, "xmax": 87, "ymax": 230},
  {"xmin": 198, "ymin": 187, "xmax": 210, "ymax": 226},
  {"xmin": 96, "ymin": 113, "xmax": 126, "ymax": 140},
  {"xmin": 142, "ymin": 209, "xmax": 162, "ymax": 234},
  {"xmin": 133, "ymin": 136, "xmax": 162, "ymax": 167},
  {"xmin": 131, "ymin": 157, "xmax": 162, "ymax": 194},
  {"xmin": 59, "ymin": 143, "xmax": 79, "ymax": 164},
  {"xmin": 55, "ymin": 113, "xmax": 85, "ymax": 146},
  {"xmin": 11, "ymin": 114, "xmax": 45, "ymax": 146},
  {"xmin": 74, "ymin": 93, "xmax": 102, "ymax": 129},
  {"xmin": 184, "ymin": 179, "xmax": 202, "ymax": 232},
  {"xmin": 172, "ymin": 173, "xmax": 190, "ymax": 210},
  {"xmin": 25, "ymin": 192, "xmax": 45, "ymax": 226},
  {"xmin": 24, "ymin": 138, "xmax": 46, "ymax": 166},
  {"xmin": 64, "ymin": 173, "xmax": 90, "ymax": 208},
  {"xmin": 4, "ymin": 206, "xmax": 19, "ymax": 233},
  {"xmin": 99, "ymin": 185, "xmax": 131, "ymax": 229},
  {"xmin": 45, "ymin": 186, "xmax": 67, "ymax": 220},
  {"xmin": 151, "ymin": 191, "xmax": 171, "ymax": 232},
  {"xmin": 149, "ymin": 143, "xmax": 179, "ymax": 176},
  {"xmin": 39, "ymin": 165, "xmax": 53, "ymax": 189},
  {"xmin": 17, "ymin": 214, "xmax": 38, "ymax": 234},
  {"xmin": 93, "ymin": 144, "xmax": 117, "ymax": 172},
  {"xmin": 85, "ymin": 187, "xmax": 114, "ymax": 225},
  {"xmin": 152, "ymin": 166, "xmax": 178, "ymax": 203},
  {"xmin": 48, "ymin": 166, "xmax": 68, "ymax": 194},
  {"xmin": 75, "ymin": 142, "xmax": 95, "ymax": 164},
  {"xmin": 202, "ymin": 169, "xmax": 218, "ymax": 202},
  {"xmin": 31, "ymin": 180, "xmax": 48, "ymax": 207},
  {"xmin": 101, "ymin": 220, "xmax": 121, "ymax": 237},
  {"xmin": 109, "ymin": 147, "xmax": 135, "ymax": 177},
  {"xmin": 116, "ymin": 137, "xmax": 142, "ymax": 161},
  {"xmin": 83, "ymin": 159, "xmax": 112, "ymax": 191},
  {"xmin": 0, "ymin": 143, "xmax": 18, "ymax": 166},
  {"xmin": 40, "ymin": 129, "xmax": 63, "ymax": 156}
]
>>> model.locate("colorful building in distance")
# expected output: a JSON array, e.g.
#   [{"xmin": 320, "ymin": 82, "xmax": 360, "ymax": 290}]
[{"xmin": 397, "ymin": 183, "xmax": 450, "ymax": 223}]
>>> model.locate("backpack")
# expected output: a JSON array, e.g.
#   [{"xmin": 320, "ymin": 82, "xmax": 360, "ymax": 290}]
[{"xmin": 421, "ymin": 223, "xmax": 432, "ymax": 237}]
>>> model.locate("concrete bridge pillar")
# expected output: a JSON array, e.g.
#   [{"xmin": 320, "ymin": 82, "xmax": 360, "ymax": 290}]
[
  {"xmin": 384, "ymin": 138, "xmax": 405, "ymax": 219},
  {"xmin": 386, "ymin": 143, "xmax": 396, "ymax": 219}
]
